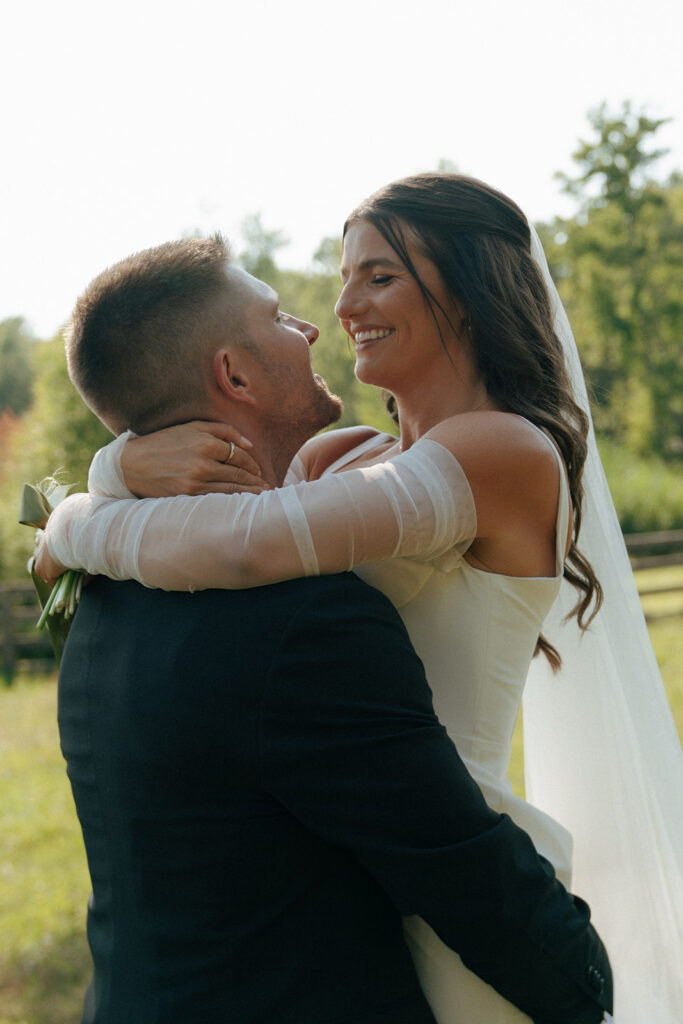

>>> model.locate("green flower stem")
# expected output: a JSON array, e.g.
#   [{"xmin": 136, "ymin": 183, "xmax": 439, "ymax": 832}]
[
  {"xmin": 20, "ymin": 476, "xmax": 85, "ymax": 664},
  {"xmin": 36, "ymin": 569, "xmax": 82, "ymax": 629}
]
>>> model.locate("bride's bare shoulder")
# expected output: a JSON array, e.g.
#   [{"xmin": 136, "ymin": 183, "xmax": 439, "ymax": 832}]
[
  {"xmin": 425, "ymin": 410, "xmax": 564, "ymax": 496},
  {"xmin": 427, "ymin": 411, "xmax": 555, "ymax": 459},
  {"xmin": 298, "ymin": 425, "xmax": 394, "ymax": 480}
]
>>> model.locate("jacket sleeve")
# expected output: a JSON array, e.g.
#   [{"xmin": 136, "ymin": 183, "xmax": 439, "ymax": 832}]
[{"xmin": 260, "ymin": 579, "xmax": 612, "ymax": 1024}]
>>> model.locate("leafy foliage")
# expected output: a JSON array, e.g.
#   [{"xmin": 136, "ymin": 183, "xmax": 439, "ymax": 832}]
[
  {"xmin": 22, "ymin": 334, "xmax": 114, "ymax": 482},
  {"xmin": 0, "ymin": 334, "xmax": 112, "ymax": 580},
  {"xmin": 0, "ymin": 317, "xmax": 34, "ymax": 416},
  {"xmin": 599, "ymin": 440, "xmax": 683, "ymax": 533},
  {"xmin": 556, "ymin": 102, "xmax": 671, "ymax": 211},
  {"xmin": 539, "ymin": 103, "xmax": 683, "ymax": 456}
]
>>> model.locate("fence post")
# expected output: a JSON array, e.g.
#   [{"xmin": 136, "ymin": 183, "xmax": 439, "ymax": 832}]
[{"xmin": 1, "ymin": 587, "xmax": 17, "ymax": 685}]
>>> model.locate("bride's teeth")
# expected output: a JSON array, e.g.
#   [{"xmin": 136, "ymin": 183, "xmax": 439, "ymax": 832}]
[{"xmin": 354, "ymin": 328, "xmax": 392, "ymax": 343}]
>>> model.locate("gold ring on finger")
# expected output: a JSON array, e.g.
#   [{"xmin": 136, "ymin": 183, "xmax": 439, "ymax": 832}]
[{"xmin": 223, "ymin": 441, "xmax": 236, "ymax": 464}]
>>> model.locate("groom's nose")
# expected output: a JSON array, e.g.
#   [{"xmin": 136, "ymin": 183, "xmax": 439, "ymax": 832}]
[{"xmin": 289, "ymin": 314, "xmax": 319, "ymax": 346}]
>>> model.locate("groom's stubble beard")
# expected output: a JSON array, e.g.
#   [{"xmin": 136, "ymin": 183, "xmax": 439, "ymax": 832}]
[{"xmin": 262, "ymin": 367, "xmax": 343, "ymax": 484}]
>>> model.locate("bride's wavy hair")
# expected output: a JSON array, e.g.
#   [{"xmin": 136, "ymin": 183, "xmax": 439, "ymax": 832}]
[{"xmin": 345, "ymin": 172, "xmax": 602, "ymax": 668}]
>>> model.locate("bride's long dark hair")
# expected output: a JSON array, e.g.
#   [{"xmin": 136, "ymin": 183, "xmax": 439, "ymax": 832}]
[{"xmin": 345, "ymin": 172, "xmax": 602, "ymax": 669}]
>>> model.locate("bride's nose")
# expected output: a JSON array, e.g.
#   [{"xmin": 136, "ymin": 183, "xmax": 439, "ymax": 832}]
[{"xmin": 334, "ymin": 281, "xmax": 365, "ymax": 322}]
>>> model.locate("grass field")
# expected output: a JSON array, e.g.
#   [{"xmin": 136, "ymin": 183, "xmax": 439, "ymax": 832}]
[
  {"xmin": 0, "ymin": 678, "xmax": 91, "ymax": 1024},
  {"xmin": 1, "ymin": 605, "xmax": 681, "ymax": 1023}
]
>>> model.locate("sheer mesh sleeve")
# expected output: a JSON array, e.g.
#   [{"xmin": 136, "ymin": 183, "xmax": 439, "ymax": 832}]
[
  {"xmin": 283, "ymin": 451, "xmax": 308, "ymax": 485},
  {"xmin": 88, "ymin": 431, "xmax": 138, "ymax": 498},
  {"xmin": 45, "ymin": 439, "xmax": 476, "ymax": 592}
]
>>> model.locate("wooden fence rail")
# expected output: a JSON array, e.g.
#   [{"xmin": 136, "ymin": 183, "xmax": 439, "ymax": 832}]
[
  {"xmin": 1, "ymin": 529, "xmax": 682, "ymax": 682},
  {"xmin": 1, "ymin": 581, "xmax": 55, "ymax": 683},
  {"xmin": 624, "ymin": 528, "xmax": 683, "ymax": 571}
]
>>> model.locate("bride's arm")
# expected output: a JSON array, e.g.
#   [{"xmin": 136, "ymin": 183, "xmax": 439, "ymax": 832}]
[{"xmin": 43, "ymin": 439, "xmax": 476, "ymax": 592}]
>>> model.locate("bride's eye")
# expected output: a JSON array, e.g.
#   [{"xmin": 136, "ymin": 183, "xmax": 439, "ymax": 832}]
[{"xmin": 371, "ymin": 275, "xmax": 394, "ymax": 285}]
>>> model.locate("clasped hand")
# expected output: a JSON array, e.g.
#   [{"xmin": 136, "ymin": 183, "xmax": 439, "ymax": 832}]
[{"xmin": 121, "ymin": 421, "xmax": 266, "ymax": 498}]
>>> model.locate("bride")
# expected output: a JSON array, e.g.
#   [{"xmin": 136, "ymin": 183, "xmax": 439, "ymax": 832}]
[{"xmin": 43, "ymin": 174, "xmax": 682, "ymax": 1022}]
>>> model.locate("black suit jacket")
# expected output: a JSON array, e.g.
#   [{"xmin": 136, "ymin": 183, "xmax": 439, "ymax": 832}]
[{"xmin": 59, "ymin": 573, "xmax": 612, "ymax": 1024}]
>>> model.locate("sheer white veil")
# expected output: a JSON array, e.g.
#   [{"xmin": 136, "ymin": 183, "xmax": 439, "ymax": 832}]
[{"xmin": 524, "ymin": 228, "xmax": 683, "ymax": 1021}]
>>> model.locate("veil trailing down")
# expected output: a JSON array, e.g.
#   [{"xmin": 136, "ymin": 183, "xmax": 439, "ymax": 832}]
[{"xmin": 524, "ymin": 228, "xmax": 683, "ymax": 1021}]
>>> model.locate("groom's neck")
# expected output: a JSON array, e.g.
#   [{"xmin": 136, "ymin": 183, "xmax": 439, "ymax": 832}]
[
  {"xmin": 202, "ymin": 399, "xmax": 307, "ymax": 489},
  {"xmin": 248, "ymin": 432, "xmax": 301, "ymax": 488}
]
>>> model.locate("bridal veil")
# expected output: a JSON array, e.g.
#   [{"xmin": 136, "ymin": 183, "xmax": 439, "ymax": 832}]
[{"xmin": 524, "ymin": 228, "xmax": 683, "ymax": 1021}]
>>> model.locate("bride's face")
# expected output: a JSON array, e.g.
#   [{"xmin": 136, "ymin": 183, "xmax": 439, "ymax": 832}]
[{"xmin": 335, "ymin": 219, "xmax": 463, "ymax": 393}]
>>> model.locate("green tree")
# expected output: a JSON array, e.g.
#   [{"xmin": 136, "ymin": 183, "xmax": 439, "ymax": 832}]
[
  {"xmin": 0, "ymin": 333, "xmax": 112, "ymax": 580},
  {"xmin": 238, "ymin": 213, "xmax": 289, "ymax": 281},
  {"xmin": 10, "ymin": 335, "xmax": 111, "ymax": 487},
  {"xmin": 540, "ymin": 103, "xmax": 683, "ymax": 456},
  {"xmin": 0, "ymin": 318, "xmax": 34, "ymax": 416},
  {"xmin": 556, "ymin": 102, "xmax": 671, "ymax": 212}
]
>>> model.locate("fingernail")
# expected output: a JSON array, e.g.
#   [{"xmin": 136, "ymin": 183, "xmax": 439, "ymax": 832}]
[{"xmin": 240, "ymin": 435, "xmax": 253, "ymax": 448}]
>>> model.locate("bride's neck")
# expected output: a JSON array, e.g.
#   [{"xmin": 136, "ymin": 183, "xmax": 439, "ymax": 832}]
[{"xmin": 394, "ymin": 384, "xmax": 498, "ymax": 450}]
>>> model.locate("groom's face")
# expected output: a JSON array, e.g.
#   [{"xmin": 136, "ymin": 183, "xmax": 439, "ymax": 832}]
[{"xmin": 226, "ymin": 265, "xmax": 343, "ymax": 434}]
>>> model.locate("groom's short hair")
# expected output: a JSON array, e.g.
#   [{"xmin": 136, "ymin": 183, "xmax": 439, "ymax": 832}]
[{"xmin": 65, "ymin": 235, "xmax": 246, "ymax": 435}]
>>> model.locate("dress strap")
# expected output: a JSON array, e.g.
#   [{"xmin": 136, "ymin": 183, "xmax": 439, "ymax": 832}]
[
  {"xmin": 553, "ymin": 461, "xmax": 571, "ymax": 574},
  {"xmin": 521, "ymin": 420, "xmax": 571, "ymax": 576},
  {"xmin": 322, "ymin": 433, "xmax": 397, "ymax": 476}
]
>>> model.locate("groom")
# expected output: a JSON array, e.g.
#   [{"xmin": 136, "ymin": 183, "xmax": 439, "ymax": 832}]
[{"xmin": 41, "ymin": 237, "xmax": 612, "ymax": 1023}]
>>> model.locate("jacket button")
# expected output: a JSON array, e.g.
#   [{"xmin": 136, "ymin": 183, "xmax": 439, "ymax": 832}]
[{"xmin": 587, "ymin": 966, "xmax": 605, "ymax": 994}]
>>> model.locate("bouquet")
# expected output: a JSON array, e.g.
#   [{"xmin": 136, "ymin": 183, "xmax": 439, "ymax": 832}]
[{"xmin": 19, "ymin": 477, "xmax": 84, "ymax": 665}]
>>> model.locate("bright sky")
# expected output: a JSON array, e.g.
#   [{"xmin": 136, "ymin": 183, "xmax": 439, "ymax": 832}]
[{"xmin": 2, "ymin": 0, "xmax": 681, "ymax": 338}]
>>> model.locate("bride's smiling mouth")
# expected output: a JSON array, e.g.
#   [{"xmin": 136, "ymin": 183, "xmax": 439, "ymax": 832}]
[{"xmin": 353, "ymin": 327, "xmax": 394, "ymax": 345}]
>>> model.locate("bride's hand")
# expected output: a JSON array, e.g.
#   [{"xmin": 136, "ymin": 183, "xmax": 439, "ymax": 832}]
[
  {"xmin": 34, "ymin": 532, "xmax": 67, "ymax": 586},
  {"xmin": 120, "ymin": 421, "xmax": 267, "ymax": 497}
]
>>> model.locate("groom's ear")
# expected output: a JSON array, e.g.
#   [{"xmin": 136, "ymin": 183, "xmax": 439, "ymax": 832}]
[{"xmin": 212, "ymin": 348, "xmax": 257, "ymax": 405}]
